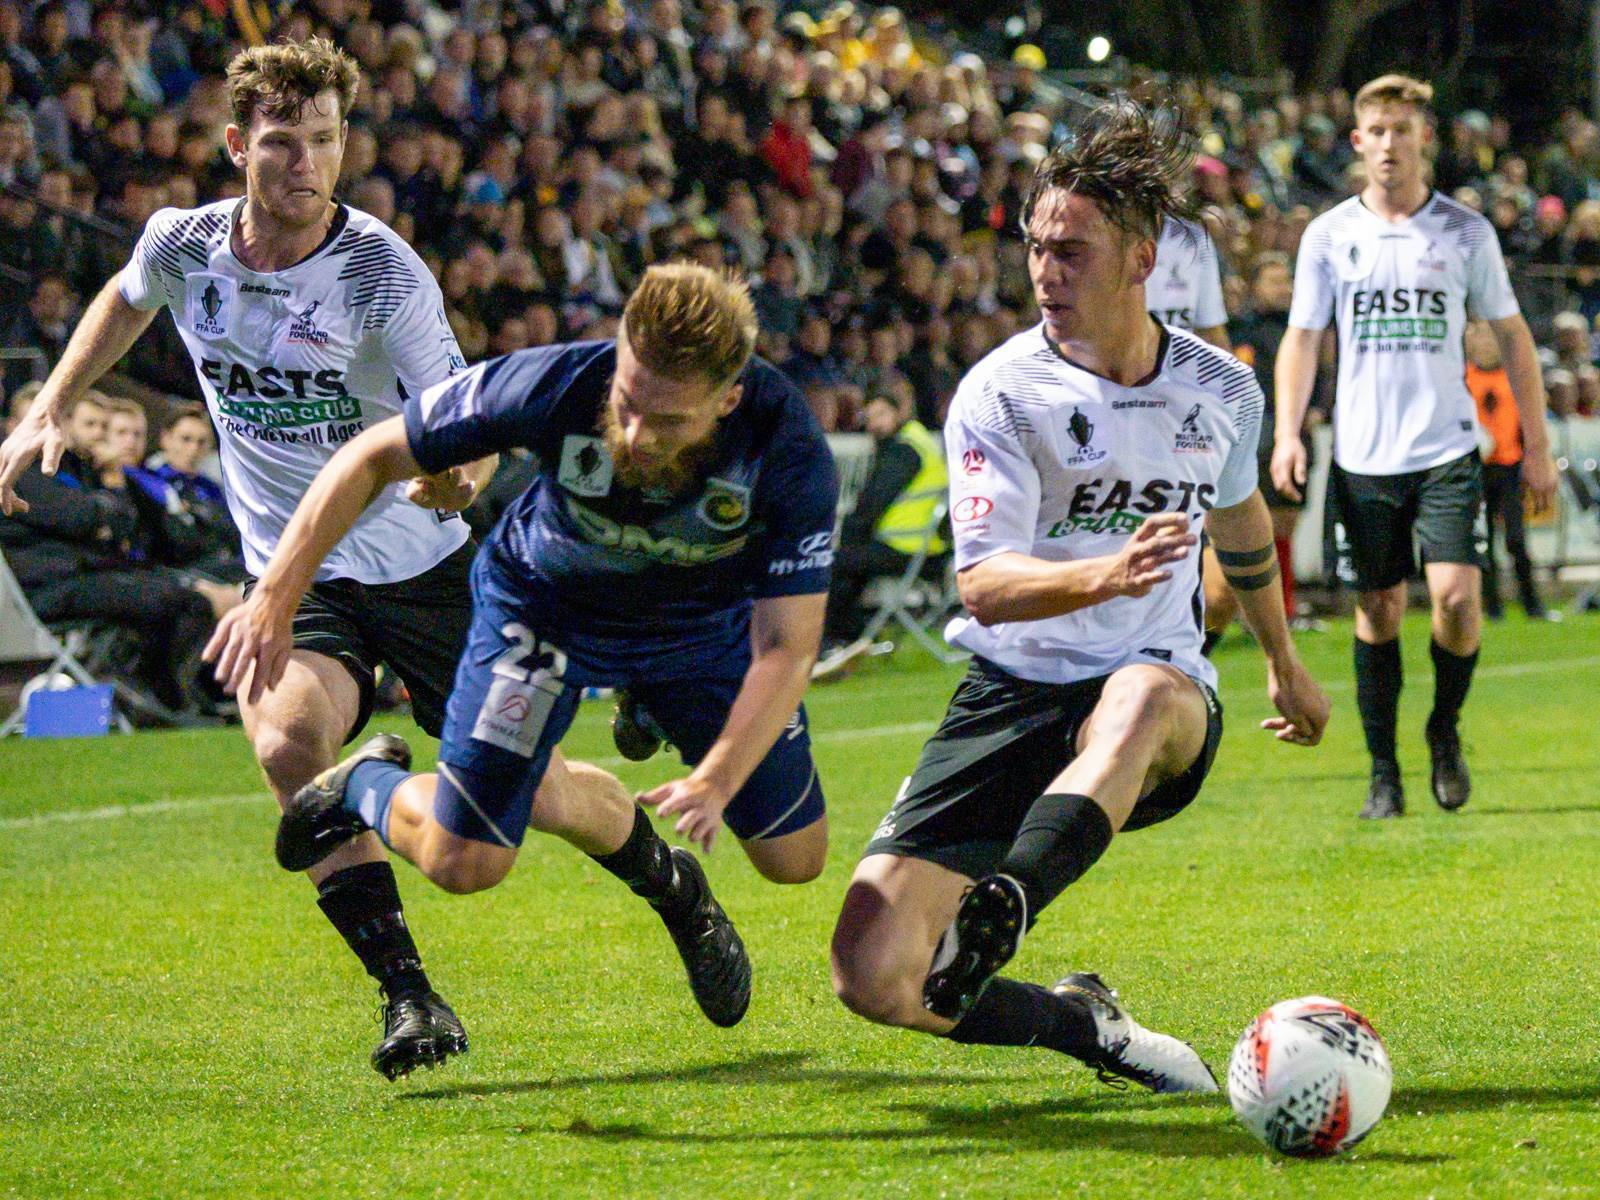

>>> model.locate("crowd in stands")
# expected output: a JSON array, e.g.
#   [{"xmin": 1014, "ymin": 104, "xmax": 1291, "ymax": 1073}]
[
  {"xmin": 4, "ymin": 0, "xmax": 1600, "ymax": 710},
  {"xmin": 5, "ymin": 1, "xmax": 1600, "ymax": 432}
]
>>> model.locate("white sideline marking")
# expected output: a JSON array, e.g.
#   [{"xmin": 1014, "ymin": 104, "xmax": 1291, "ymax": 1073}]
[{"xmin": 4, "ymin": 654, "xmax": 1597, "ymax": 832}]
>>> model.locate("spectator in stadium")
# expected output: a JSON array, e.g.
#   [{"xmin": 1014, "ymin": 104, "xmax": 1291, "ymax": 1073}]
[
  {"xmin": 818, "ymin": 388, "xmax": 946, "ymax": 668},
  {"xmin": 0, "ymin": 385, "xmax": 216, "ymax": 714},
  {"xmin": 1466, "ymin": 320, "xmax": 1555, "ymax": 621},
  {"xmin": 1, "ymin": 272, "xmax": 75, "ymax": 397},
  {"xmin": 1539, "ymin": 309, "xmax": 1599, "ymax": 417}
]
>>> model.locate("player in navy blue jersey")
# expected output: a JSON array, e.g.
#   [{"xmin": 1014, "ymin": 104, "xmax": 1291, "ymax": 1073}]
[{"xmin": 205, "ymin": 265, "xmax": 839, "ymax": 1027}]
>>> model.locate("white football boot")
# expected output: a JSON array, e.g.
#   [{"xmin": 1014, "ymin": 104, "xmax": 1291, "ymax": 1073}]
[{"xmin": 1052, "ymin": 972, "xmax": 1219, "ymax": 1094}]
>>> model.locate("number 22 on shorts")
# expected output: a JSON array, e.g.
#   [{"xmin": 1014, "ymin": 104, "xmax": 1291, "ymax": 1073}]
[{"xmin": 471, "ymin": 622, "xmax": 567, "ymax": 757}]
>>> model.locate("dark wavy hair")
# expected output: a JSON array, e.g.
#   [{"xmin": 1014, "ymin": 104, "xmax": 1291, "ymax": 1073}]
[{"xmin": 1020, "ymin": 97, "xmax": 1201, "ymax": 244}]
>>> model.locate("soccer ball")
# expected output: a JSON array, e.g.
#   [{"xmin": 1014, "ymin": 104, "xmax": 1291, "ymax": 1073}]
[{"xmin": 1226, "ymin": 996, "xmax": 1392, "ymax": 1157}]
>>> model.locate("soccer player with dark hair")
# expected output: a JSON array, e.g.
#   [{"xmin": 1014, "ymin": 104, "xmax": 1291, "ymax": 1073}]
[
  {"xmin": 1273, "ymin": 74, "xmax": 1557, "ymax": 820},
  {"xmin": 205, "ymin": 262, "xmax": 838, "ymax": 1030},
  {"xmin": 830, "ymin": 99, "xmax": 1330, "ymax": 1092},
  {"xmin": 0, "ymin": 38, "xmax": 493, "ymax": 1079}
]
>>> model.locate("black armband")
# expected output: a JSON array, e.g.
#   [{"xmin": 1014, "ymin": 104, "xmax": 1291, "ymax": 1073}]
[{"xmin": 1218, "ymin": 543, "xmax": 1279, "ymax": 591}]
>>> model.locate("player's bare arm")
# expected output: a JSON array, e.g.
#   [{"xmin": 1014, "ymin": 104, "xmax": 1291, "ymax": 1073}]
[
  {"xmin": 955, "ymin": 512, "xmax": 1197, "ymax": 626},
  {"xmin": 641, "ymin": 590, "xmax": 826, "ymax": 852},
  {"xmin": 1270, "ymin": 325, "xmax": 1324, "ymax": 501},
  {"xmin": 1207, "ymin": 492, "xmax": 1330, "ymax": 746},
  {"xmin": 205, "ymin": 414, "xmax": 420, "ymax": 700},
  {"xmin": 0, "ymin": 280, "xmax": 157, "ymax": 514},
  {"xmin": 1487, "ymin": 313, "xmax": 1558, "ymax": 511}
]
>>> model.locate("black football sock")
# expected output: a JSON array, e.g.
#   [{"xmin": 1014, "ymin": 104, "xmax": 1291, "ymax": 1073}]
[
  {"xmin": 590, "ymin": 806, "xmax": 697, "ymax": 919},
  {"xmin": 1353, "ymin": 637, "xmax": 1402, "ymax": 771},
  {"xmin": 1427, "ymin": 639, "xmax": 1479, "ymax": 736},
  {"xmin": 316, "ymin": 861, "xmax": 431, "ymax": 997},
  {"xmin": 945, "ymin": 978, "xmax": 1100, "ymax": 1060},
  {"xmin": 997, "ymin": 792, "xmax": 1114, "ymax": 920}
]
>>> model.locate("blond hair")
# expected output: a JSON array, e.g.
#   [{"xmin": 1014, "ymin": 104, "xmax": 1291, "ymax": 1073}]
[
  {"xmin": 100, "ymin": 396, "xmax": 147, "ymax": 423},
  {"xmin": 1354, "ymin": 74, "xmax": 1434, "ymax": 117},
  {"xmin": 621, "ymin": 264, "xmax": 758, "ymax": 388},
  {"xmin": 227, "ymin": 36, "xmax": 360, "ymax": 134}
]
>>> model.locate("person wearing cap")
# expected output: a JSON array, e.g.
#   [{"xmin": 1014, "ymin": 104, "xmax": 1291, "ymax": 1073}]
[{"xmin": 998, "ymin": 43, "xmax": 1045, "ymax": 116}]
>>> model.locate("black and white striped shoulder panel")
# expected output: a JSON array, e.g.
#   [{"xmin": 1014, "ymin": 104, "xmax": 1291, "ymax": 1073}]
[
  {"xmin": 1429, "ymin": 192, "xmax": 1490, "ymax": 256},
  {"xmin": 331, "ymin": 224, "xmax": 421, "ymax": 332},
  {"xmin": 137, "ymin": 207, "xmax": 229, "ymax": 287},
  {"xmin": 1166, "ymin": 331, "xmax": 1264, "ymax": 437},
  {"xmin": 1299, "ymin": 198, "xmax": 1363, "ymax": 261}
]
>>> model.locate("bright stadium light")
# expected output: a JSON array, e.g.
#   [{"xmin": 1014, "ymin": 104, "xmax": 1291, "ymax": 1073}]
[
  {"xmin": 1005, "ymin": 16, "xmax": 1026, "ymax": 38},
  {"xmin": 1087, "ymin": 35, "xmax": 1112, "ymax": 63}
]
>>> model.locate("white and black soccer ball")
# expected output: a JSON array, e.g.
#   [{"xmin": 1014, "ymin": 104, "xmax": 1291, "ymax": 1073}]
[{"xmin": 1227, "ymin": 996, "xmax": 1392, "ymax": 1157}]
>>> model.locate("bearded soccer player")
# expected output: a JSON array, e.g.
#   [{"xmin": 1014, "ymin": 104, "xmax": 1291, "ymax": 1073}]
[
  {"xmin": 1273, "ymin": 75, "xmax": 1557, "ymax": 820},
  {"xmin": 0, "ymin": 39, "xmax": 494, "ymax": 1079},
  {"xmin": 204, "ymin": 264, "xmax": 837, "ymax": 1030},
  {"xmin": 830, "ymin": 100, "xmax": 1330, "ymax": 1092}
]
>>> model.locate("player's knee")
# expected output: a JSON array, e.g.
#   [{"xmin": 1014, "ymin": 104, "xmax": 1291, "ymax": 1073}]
[
  {"xmin": 830, "ymin": 941, "xmax": 920, "ymax": 1026},
  {"xmin": 1096, "ymin": 671, "xmax": 1189, "ymax": 743},
  {"xmin": 751, "ymin": 851, "xmax": 825, "ymax": 885},
  {"xmin": 1434, "ymin": 585, "xmax": 1477, "ymax": 628},
  {"xmin": 252, "ymin": 723, "xmax": 332, "ymax": 801},
  {"xmin": 422, "ymin": 845, "xmax": 510, "ymax": 895},
  {"xmin": 830, "ymin": 885, "xmax": 925, "ymax": 1026}
]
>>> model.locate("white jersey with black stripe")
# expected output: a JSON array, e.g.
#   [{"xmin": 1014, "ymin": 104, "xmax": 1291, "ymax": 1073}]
[
  {"xmin": 118, "ymin": 200, "xmax": 469, "ymax": 583},
  {"xmin": 942, "ymin": 324, "xmax": 1264, "ymax": 690},
  {"xmin": 1288, "ymin": 192, "xmax": 1521, "ymax": 475},
  {"xmin": 1145, "ymin": 217, "xmax": 1228, "ymax": 332}
]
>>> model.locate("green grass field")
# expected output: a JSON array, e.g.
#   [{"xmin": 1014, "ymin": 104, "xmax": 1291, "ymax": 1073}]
[{"xmin": 3, "ymin": 611, "xmax": 1598, "ymax": 1198}]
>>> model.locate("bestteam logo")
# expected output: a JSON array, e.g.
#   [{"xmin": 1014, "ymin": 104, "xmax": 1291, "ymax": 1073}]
[{"xmin": 188, "ymin": 274, "xmax": 236, "ymax": 340}]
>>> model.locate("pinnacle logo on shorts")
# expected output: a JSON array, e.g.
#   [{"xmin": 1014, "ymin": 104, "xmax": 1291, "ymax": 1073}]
[
  {"xmin": 188, "ymin": 273, "xmax": 235, "ymax": 339},
  {"xmin": 1063, "ymin": 407, "xmax": 1108, "ymax": 465},
  {"xmin": 698, "ymin": 478, "xmax": 751, "ymax": 531}
]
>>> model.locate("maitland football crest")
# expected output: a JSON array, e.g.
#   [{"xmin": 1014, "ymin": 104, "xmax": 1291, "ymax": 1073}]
[
  {"xmin": 698, "ymin": 477, "xmax": 751, "ymax": 530},
  {"xmin": 1174, "ymin": 402, "xmax": 1216, "ymax": 453},
  {"xmin": 187, "ymin": 273, "xmax": 237, "ymax": 340}
]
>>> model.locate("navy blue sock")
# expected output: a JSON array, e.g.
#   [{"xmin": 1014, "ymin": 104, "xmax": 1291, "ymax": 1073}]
[{"xmin": 346, "ymin": 760, "xmax": 411, "ymax": 848}]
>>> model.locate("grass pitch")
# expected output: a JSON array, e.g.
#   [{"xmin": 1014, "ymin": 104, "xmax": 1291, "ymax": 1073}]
[{"xmin": 2, "ymin": 611, "xmax": 1598, "ymax": 1198}]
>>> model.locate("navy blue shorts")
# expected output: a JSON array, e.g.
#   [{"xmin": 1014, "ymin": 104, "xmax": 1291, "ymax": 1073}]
[{"xmin": 432, "ymin": 557, "xmax": 825, "ymax": 848}]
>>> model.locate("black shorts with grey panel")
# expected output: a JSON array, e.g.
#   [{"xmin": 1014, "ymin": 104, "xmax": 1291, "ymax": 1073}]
[
  {"xmin": 243, "ymin": 541, "xmax": 475, "ymax": 743},
  {"xmin": 862, "ymin": 656, "xmax": 1224, "ymax": 880},
  {"xmin": 1328, "ymin": 449, "xmax": 1487, "ymax": 592}
]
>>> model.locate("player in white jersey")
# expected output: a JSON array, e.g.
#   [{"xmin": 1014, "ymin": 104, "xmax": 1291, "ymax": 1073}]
[
  {"xmin": 1146, "ymin": 214, "xmax": 1242, "ymax": 646},
  {"xmin": 1147, "ymin": 216, "xmax": 1230, "ymax": 348},
  {"xmin": 830, "ymin": 100, "xmax": 1329, "ymax": 1094},
  {"xmin": 1273, "ymin": 74, "xmax": 1557, "ymax": 821},
  {"xmin": 0, "ymin": 39, "xmax": 494, "ymax": 1079}
]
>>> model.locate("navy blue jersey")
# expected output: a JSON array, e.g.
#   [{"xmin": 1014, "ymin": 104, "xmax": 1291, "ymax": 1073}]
[{"xmin": 403, "ymin": 341, "xmax": 837, "ymax": 676}]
